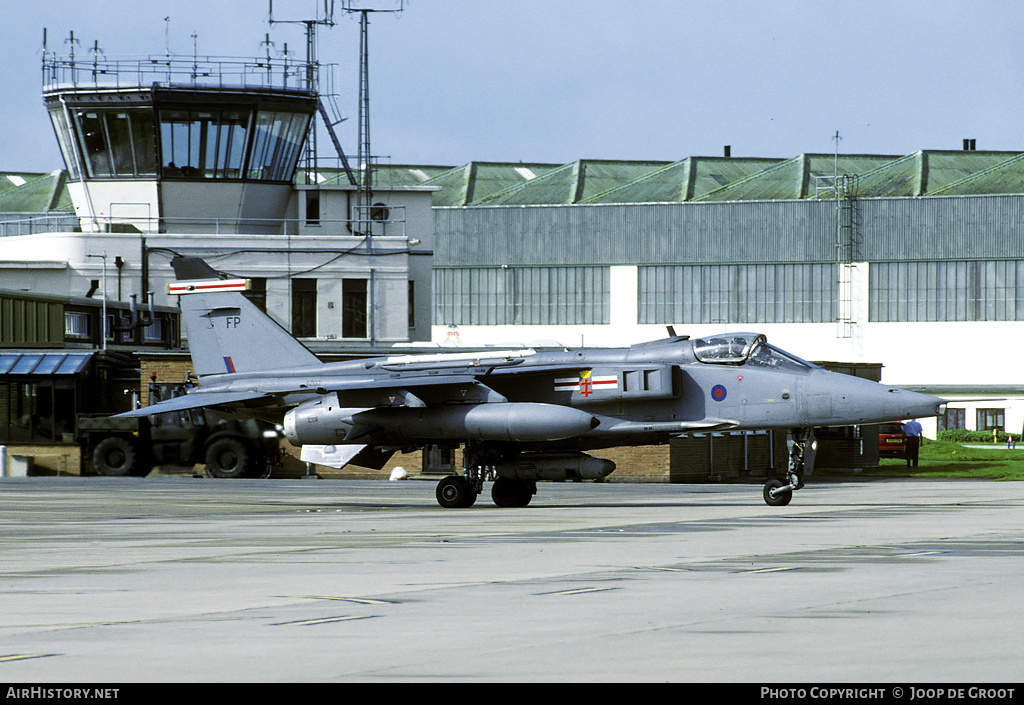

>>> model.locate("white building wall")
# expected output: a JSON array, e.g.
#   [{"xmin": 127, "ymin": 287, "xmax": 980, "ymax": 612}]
[
  {"xmin": 0, "ymin": 225, "xmax": 417, "ymax": 346},
  {"xmin": 0, "ymin": 174, "xmax": 436, "ymax": 347}
]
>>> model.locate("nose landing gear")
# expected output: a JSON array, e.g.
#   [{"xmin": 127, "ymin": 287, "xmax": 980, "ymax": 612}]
[{"xmin": 763, "ymin": 428, "xmax": 810, "ymax": 507}]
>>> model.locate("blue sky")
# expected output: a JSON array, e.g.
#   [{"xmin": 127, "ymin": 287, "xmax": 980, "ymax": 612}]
[{"xmin": 2, "ymin": 0, "xmax": 1023, "ymax": 172}]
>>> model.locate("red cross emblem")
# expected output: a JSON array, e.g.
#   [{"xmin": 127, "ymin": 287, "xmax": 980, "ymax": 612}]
[{"xmin": 579, "ymin": 370, "xmax": 593, "ymax": 396}]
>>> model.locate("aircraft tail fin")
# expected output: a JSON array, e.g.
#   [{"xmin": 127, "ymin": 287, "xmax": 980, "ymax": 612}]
[{"xmin": 170, "ymin": 257, "xmax": 322, "ymax": 378}]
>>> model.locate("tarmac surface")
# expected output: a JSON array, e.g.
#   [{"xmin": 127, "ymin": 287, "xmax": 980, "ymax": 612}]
[{"xmin": 1, "ymin": 476, "xmax": 1023, "ymax": 683}]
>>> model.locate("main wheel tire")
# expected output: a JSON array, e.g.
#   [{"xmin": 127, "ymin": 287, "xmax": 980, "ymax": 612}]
[
  {"xmin": 491, "ymin": 477, "xmax": 534, "ymax": 508},
  {"xmin": 436, "ymin": 475, "xmax": 477, "ymax": 508},
  {"xmin": 92, "ymin": 436, "xmax": 149, "ymax": 477},
  {"xmin": 763, "ymin": 478, "xmax": 793, "ymax": 507},
  {"xmin": 205, "ymin": 437, "xmax": 258, "ymax": 479}
]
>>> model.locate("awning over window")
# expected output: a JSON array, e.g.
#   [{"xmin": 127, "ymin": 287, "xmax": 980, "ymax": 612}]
[{"xmin": 0, "ymin": 352, "xmax": 95, "ymax": 376}]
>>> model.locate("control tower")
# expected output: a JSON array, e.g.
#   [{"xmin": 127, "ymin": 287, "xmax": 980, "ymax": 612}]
[
  {"xmin": 1, "ymin": 45, "xmax": 435, "ymax": 348},
  {"xmin": 43, "ymin": 54, "xmax": 316, "ymax": 233}
]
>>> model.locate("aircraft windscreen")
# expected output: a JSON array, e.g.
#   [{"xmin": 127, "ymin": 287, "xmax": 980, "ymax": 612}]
[
  {"xmin": 693, "ymin": 333, "xmax": 812, "ymax": 371},
  {"xmin": 692, "ymin": 333, "xmax": 764, "ymax": 364},
  {"xmin": 747, "ymin": 343, "xmax": 814, "ymax": 371}
]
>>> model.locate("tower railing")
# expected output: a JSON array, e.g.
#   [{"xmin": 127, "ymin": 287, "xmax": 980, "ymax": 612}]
[
  {"xmin": 0, "ymin": 212, "xmax": 407, "ymax": 239},
  {"xmin": 42, "ymin": 54, "xmax": 327, "ymax": 94}
]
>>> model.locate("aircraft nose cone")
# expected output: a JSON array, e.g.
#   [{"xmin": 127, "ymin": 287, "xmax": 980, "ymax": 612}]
[
  {"xmin": 805, "ymin": 370, "xmax": 943, "ymax": 425},
  {"xmin": 883, "ymin": 387, "xmax": 943, "ymax": 420}
]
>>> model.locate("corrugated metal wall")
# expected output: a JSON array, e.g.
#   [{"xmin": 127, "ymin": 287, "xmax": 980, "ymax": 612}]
[
  {"xmin": 435, "ymin": 199, "xmax": 838, "ymax": 266},
  {"xmin": 858, "ymin": 195, "xmax": 1024, "ymax": 261},
  {"xmin": 871, "ymin": 260, "xmax": 1024, "ymax": 321},
  {"xmin": 0, "ymin": 294, "xmax": 64, "ymax": 347},
  {"xmin": 434, "ymin": 266, "xmax": 609, "ymax": 325},
  {"xmin": 437, "ymin": 195, "xmax": 1024, "ymax": 266},
  {"xmin": 639, "ymin": 263, "xmax": 837, "ymax": 324},
  {"xmin": 434, "ymin": 194, "xmax": 1024, "ymax": 325}
]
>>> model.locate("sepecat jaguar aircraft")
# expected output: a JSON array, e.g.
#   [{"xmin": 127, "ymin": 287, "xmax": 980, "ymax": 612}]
[{"xmin": 119, "ymin": 257, "xmax": 943, "ymax": 508}]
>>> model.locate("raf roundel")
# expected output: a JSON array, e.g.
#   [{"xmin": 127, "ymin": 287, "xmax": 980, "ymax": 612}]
[{"xmin": 711, "ymin": 384, "xmax": 727, "ymax": 402}]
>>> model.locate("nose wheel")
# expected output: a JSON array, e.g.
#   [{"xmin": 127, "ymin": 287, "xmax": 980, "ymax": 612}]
[
  {"xmin": 763, "ymin": 428, "xmax": 809, "ymax": 507},
  {"xmin": 764, "ymin": 475, "xmax": 800, "ymax": 506}
]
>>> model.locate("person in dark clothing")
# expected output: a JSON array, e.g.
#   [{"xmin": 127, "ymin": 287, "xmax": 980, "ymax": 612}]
[{"xmin": 903, "ymin": 418, "xmax": 923, "ymax": 467}]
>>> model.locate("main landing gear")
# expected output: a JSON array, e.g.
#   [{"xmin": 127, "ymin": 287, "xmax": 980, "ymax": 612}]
[
  {"xmin": 434, "ymin": 474, "xmax": 536, "ymax": 509},
  {"xmin": 763, "ymin": 428, "xmax": 810, "ymax": 507},
  {"xmin": 434, "ymin": 442, "xmax": 537, "ymax": 509}
]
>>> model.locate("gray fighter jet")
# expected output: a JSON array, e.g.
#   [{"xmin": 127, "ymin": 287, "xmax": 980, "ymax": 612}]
[{"xmin": 121, "ymin": 257, "xmax": 943, "ymax": 508}]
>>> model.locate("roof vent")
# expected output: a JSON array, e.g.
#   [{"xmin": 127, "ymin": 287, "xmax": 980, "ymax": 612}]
[{"xmin": 962, "ymin": 138, "xmax": 977, "ymax": 151}]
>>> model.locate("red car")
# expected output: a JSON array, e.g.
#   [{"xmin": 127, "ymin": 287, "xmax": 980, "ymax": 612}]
[{"xmin": 878, "ymin": 422, "xmax": 906, "ymax": 459}]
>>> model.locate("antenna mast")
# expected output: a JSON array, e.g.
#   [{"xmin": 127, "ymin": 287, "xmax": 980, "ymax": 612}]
[
  {"xmin": 268, "ymin": 0, "xmax": 340, "ymax": 183},
  {"xmin": 340, "ymin": 1, "xmax": 404, "ymax": 235}
]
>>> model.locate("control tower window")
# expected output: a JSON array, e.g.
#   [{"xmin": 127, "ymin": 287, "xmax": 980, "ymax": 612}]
[
  {"xmin": 159, "ymin": 109, "xmax": 251, "ymax": 179},
  {"xmin": 247, "ymin": 110, "xmax": 309, "ymax": 182},
  {"xmin": 48, "ymin": 110, "xmax": 82, "ymax": 180},
  {"xmin": 70, "ymin": 109, "xmax": 157, "ymax": 178},
  {"xmin": 158, "ymin": 107, "xmax": 306, "ymax": 182},
  {"xmin": 214, "ymin": 110, "xmax": 249, "ymax": 179}
]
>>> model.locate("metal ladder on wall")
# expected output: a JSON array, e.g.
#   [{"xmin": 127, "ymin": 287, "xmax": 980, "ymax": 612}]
[
  {"xmin": 834, "ymin": 174, "xmax": 857, "ymax": 339},
  {"xmin": 814, "ymin": 173, "xmax": 858, "ymax": 339}
]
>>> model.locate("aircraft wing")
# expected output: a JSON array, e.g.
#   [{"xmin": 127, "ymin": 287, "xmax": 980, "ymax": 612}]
[
  {"xmin": 114, "ymin": 373, "xmax": 496, "ymax": 418},
  {"xmin": 114, "ymin": 390, "xmax": 275, "ymax": 418}
]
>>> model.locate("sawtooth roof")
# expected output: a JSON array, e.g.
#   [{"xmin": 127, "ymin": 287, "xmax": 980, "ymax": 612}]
[
  {"xmin": 0, "ymin": 171, "xmax": 70, "ymax": 212},
  {"xmin": 845, "ymin": 150, "xmax": 1024, "ymax": 197},
  {"xmin": 4, "ymin": 149, "xmax": 1024, "ymax": 215},
  {"xmin": 421, "ymin": 162, "xmax": 561, "ymax": 206},
  {"xmin": 692, "ymin": 154, "xmax": 902, "ymax": 202},
  {"xmin": 470, "ymin": 159, "xmax": 672, "ymax": 206},
  {"xmin": 581, "ymin": 156, "xmax": 786, "ymax": 204},
  {"xmin": 929, "ymin": 152, "xmax": 1024, "ymax": 196},
  {"xmin": 296, "ymin": 164, "xmax": 456, "ymax": 188}
]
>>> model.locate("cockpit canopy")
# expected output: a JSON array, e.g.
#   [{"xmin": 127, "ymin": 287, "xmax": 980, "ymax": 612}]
[
  {"xmin": 692, "ymin": 333, "xmax": 813, "ymax": 371},
  {"xmin": 693, "ymin": 333, "xmax": 765, "ymax": 364}
]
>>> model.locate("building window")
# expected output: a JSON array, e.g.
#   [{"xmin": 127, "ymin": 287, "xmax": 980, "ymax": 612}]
[
  {"xmin": 434, "ymin": 266, "xmax": 609, "ymax": 325},
  {"xmin": 976, "ymin": 408, "xmax": 1005, "ymax": 432},
  {"xmin": 159, "ymin": 108, "xmax": 251, "ymax": 179},
  {"xmin": 48, "ymin": 110, "xmax": 82, "ymax": 180},
  {"xmin": 938, "ymin": 408, "xmax": 966, "ymax": 432},
  {"xmin": 142, "ymin": 317, "xmax": 164, "ymax": 343},
  {"xmin": 306, "ymin": 191, "xmax": 320, "ymax": 226},
  {"xmin": 408, "ymin": 280, "xmax": 415, "ymax": 328},
  {"xmin": 243, "ymin": 277, "xmax": 268, "ymax": 313},
  {"xmin": 71, "ymin": 109, "xmax": 157, "ymax": 178},
  {"xmin": 246, "ymin": 110, "xmax": 309, "ymax": 182},
  {"xmin": 870, "ymin": 260, "xmax": 1024, "ymax": 322},
  {"xmin": 291, "ymin": 279, "xmax": 317, "ymax": 338},
  {"xmin": 342, "ymin": 279, "xmax": 368, "ymax": 339},
  {"xmin": 639, "ymin": 263, "xmax": 836, "ymax": 324},
  {"xmin": 65, "ymin": 311, "xmax": 90, "ymax": 339},
  {"xmin": 0, "ymin": 380, "xmax": 76, "ymax": 444}
]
